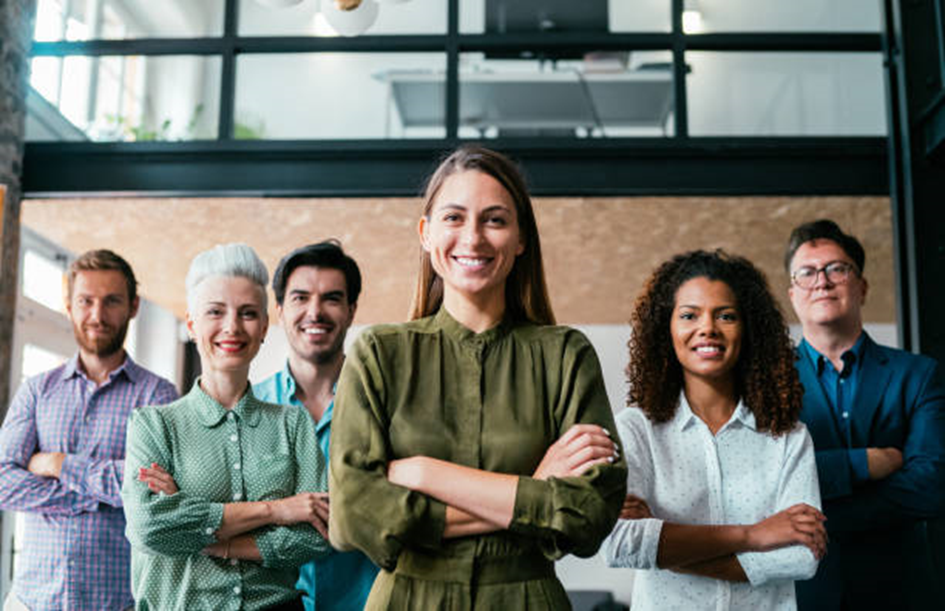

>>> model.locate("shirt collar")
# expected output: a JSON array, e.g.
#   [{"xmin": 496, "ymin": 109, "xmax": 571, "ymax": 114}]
[
  {"xmin": 191, "ymin": 378, "xmax": 262, "ymax": 428},
  {"xmin": 281, "ymin": 361, "xmax": 336, "ymax": 432},
  {"xmin": 433, "ymin": 306, "xmax": 513, "ymax": 345},
  {"xmin": 675, "ymin": 392, "xmax": 756, "ymax": 432},
  {"xmin": 281, "ymin": 361, "xmax": 298, "ymax": 399},
  {"xmin": 61, "ymin": 352, "xmax": 138, "ymax": 384},
  {"xmin": 801, "ymin": 332, "xmax": 867, "ymax": 376}
]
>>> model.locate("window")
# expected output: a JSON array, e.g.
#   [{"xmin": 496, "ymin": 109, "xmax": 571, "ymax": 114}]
[
  {"xmin": 22, "ymin": 249, "xmax": 66, "ymax": 312},
  {"xmin": 27, "ymin": 1, "xmax": 884, "ymax": 143}
]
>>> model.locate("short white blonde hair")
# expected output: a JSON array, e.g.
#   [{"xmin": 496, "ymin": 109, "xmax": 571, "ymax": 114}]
[{"xmin": 185, "ymin": 243, "xmax": 269, "ymax": 313}]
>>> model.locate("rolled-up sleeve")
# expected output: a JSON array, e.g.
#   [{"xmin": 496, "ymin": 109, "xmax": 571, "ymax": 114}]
[
  {"xmin": 121, "ymin": 408, "xmax": 225, "ymax": 556},
  {"xmin": 601, "ymin": 407, "xmax": 662, "ymax": 569},
  {"xmin": 736, "ymin": 424, "xmax": 821, "ymax": 586},
  {"xmin": 507, "ymin": 331, "xmax": 627, "ymax": 559},
  {"xmin": 255, "ymin": 407, "xmax": 331, "ymax": 569},
  {"xmin": 329, "ymin": 333, "xmax": 447, "ymax": 570}
]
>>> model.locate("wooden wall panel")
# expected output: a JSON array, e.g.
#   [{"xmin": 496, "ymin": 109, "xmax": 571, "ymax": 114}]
[{"xmin": 22, "ymin": 196, "xmax": 893, "ymax": 325}]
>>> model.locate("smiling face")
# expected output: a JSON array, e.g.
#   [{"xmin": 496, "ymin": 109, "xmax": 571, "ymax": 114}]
[
  {"xmin": 277, "ymin": 266, "xmax": 355, "ymax": 366},
  {"xmin": 186, "ymin": 275, "xmax": 268, "ymax": 377},
  {"xmin": 419, "ymin": 170, "xmax": 525, "ymax": 310},
  {"xmin": 67, "ymin": 270, "xmax": 139, "ymax": 358},
  {"xmin": 671, "ymin": 277, "xmax": 743, "ymax": 385},
  {"xmin": 788, "ymin": 239, "xmax": 867, "ymax": 331}
]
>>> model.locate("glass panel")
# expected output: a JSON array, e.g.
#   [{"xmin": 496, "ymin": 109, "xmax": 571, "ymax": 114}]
[
  {"xmin": 693, "ymin": 0, "xmax": 880, "ymax": 33},
  {"xmin": 462, "ymin": 0, "xmax": 669, "ymax": 34},
  {"xmin": 239, "ymin": 0, "xmax": 445, "ymax": 36},
  {"xmin": 26, "ymin": 55, "xmax": 221, "ymax": 142},
  {"xmin": 22, "ymin": 250, "xmax": 66, "ymax": 312},
  {"xmin": 235, "ymin": 52, "xmax": 446, "ymax": 139},
  {"xmin": 33, "ymin": 0, "xmax": 225, "ymax": 41},
  {"xmin": 458, "ymin": 51, "xmax": 674, "ymax": 138},
  {"xmin": 21, "ymin": 344, "xmax": 69, "ymax": 383},
  {"xmin": 687, "ymin": 52, "xmax": 886, "ymax": 136}
]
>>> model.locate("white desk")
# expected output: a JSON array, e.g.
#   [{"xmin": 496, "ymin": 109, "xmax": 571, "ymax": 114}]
[{"xmin": 374, "ymin": 68, "xmax": 674, "ymax": 136}]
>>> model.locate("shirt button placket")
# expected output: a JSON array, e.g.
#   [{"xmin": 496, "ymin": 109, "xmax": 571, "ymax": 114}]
[
  {"xmin": 703, "ymin": 429, "xmax": 724, "ymax": 523},
  {"xmin": 226, "ymin": 411, "xmax": 245, "ymax": 604},
  {"xmin": 229, "ymin": 413, "xmax": 245, "ymax": 504}
]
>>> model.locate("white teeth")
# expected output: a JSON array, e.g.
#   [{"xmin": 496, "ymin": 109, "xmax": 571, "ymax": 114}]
[
  {"xmin": 696, "ymin": 346, "xmax": 722, "ymax": 354},
  {"xmin": 456, "ymin": 257, "xmax": 488, "ymax": 267},
  {"xmin": 303, "ymin": 328, "xmax": 327, "ymax": 335}
]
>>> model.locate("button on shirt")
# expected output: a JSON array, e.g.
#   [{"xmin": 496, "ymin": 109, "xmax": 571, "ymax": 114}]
[
  {"xmin": 0, "ymin": 354, "xmax": 178, "ymax": 611},
  {"xmin": 800, "ymin": 334, "xmax": 870, "ymax": 484},
  {"xmin": 602, "ymin": 395, "xmax": 821, "ymax": 611},
  {"xmin": 121, "ymin": 380, "xmax": 331, "ymax": 611},
  {"xmin": 255, "ymin": 365, "xmax": 379, "ymax": 611}
]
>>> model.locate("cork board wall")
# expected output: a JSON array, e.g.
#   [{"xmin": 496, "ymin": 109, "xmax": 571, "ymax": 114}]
[{"xmin": 22, "ymin": 195, "xmax": 893, "ymax": 325}]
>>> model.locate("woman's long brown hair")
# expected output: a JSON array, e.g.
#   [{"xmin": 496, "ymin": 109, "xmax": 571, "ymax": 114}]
[{"xmin": 409, "ymin": 145, "xmax": 555, "ymax": 325}]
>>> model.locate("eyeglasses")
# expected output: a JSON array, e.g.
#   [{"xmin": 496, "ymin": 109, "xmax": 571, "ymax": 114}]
[{"xmin": 791, "ymin": 261, "xmax": 858, "ymax": 289}]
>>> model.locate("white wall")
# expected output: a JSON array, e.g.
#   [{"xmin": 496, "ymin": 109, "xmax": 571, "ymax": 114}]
[{"xmin": 129, "ymin": 299, "xmax": 186, "ymax": 390}]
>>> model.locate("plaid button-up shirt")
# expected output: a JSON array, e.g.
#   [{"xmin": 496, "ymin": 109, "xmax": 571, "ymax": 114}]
[{"xmin": 0, "ymin": 354, "xmax": 177, "ymax": 611}]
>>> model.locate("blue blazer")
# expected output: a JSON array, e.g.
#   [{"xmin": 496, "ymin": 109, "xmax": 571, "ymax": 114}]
[{"xmin": 795, "ymin": 333, "xmax": 945, "ymax": 610}]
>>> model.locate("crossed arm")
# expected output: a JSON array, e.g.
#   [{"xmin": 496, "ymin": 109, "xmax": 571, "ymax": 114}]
[
  {"xmin": 0, "ymin": 380, "xmax": 177, "ymax": 514},
  {"xmin": 616, "ymin": 495, "xmax": 826, "ymax": 582},
  {"xmin": 139, "ymin": 464, "xmax": 330, "ymax": 561},
  {"xmin": 388, "ymin": 424, "xmax": 620, "ymax": 538},
  {"xmin": 123, "ymin": 409, "xmax": 330, "ymax": 568}
]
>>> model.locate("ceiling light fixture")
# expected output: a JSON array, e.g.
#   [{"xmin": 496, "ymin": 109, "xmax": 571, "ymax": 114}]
[{"xmin": 682, "ymin": 0, "xmax": 704, "ymax": 34}]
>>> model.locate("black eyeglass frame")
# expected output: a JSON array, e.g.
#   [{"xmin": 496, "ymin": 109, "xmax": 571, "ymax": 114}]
[{"xmin": 791, "ymin": 260, "xmax": 859, "ymax": 289}]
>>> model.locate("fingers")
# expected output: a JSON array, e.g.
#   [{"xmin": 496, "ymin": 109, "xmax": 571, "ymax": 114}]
[
  {"xmin": 619, "ymin": 494, "xmax": 653, "ymax": 520},
  {"xmin": 559, "ymin": 430, "xmax": 620, "ymax": 472},
  {"xmin": 311, "ymin": 517, "xmax": 329, "ymax": 540},
  {"xmin": 138, "ymin": 464, "xmax": 178, "ymax": 494},
  {"xmin": 570, "ymin": 456, "xmax": 612, "ymax": 477},
  {"xmin": 784, "ymin": 503, "xmax": 826, "ymax": 521},
  {"xmin": 313, "ymin": 498, "xmax": 330, "ymax": 524},
  {"xmin": 557, "ymin": 424, "xmax": 611, "ymax": 447},
  {"xmin": 567, "ymin": 444, "xmax": 619, "ymax": 473}
]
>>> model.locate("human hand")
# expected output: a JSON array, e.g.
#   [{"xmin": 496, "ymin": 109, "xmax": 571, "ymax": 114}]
[
  {"xmin": 867, "ymin": 447, "xmax": 903, "ymax": 480},
  {"xmin": 27, "ymin": 452, "xmax": 66, "ymax": 479},
  {"xmin": 138, "ymin": 463, "xmax": 179, "ymax": 495},
  {"xmin": 532, "ymin": 424, "xmax": 619, "ymax": 480},
  {"xmin": 620, "ymin": 494, "xmax": 653, "ymax": 520},
  {"xmin": 202, "ymin": 540, "xmax": 228, "ymax": 558},
  {"xmin": 387, "ymin": 456, "xmax": 427, "ymax": 490},
  {"xmin": 746, "ymin": 503, "xmax": 827, "ymax": 559},
  {"xmin": 270, "ymin": 492, "xmax": 330, "ymax": 539}
]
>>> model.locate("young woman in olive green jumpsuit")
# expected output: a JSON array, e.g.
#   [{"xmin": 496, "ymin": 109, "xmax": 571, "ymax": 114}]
[{"xmin": 329, "ymin": 146, "xmax": 628, "ymax": 610}]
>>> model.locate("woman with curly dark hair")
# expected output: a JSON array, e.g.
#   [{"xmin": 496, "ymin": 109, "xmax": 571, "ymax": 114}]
[{"xmin": 603, "ymin": 250, "xmax": 825, "ymax": 611}]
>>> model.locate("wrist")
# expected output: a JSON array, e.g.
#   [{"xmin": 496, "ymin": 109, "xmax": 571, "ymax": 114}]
[
  {"xmin": 265, "ymin": 500, "xmax": 280, "ymax": 525},
  {"xmin": 740, "ymin": 524, "xmax": 755, "ymax": 551}
]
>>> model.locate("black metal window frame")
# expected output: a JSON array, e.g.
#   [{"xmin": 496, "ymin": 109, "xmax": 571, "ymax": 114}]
[{"xmin": 23, "ymin": 0, "xmax": 890, "ymax": 197}]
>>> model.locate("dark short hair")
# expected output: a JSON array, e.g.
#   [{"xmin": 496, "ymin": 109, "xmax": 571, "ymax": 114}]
[
  {"xmin": 68, "ymin": 249, "xmax": 138, "ymax": 303},
  {"xmin": 272, "ymin": 240, "xmax": 362, "ymax": 306},
  {"xmin": 784, "ymin": 219, "xmax": 866, "ymax": 274}
]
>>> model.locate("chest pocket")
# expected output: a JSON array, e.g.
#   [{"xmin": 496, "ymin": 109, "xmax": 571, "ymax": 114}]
[{"xmin": 244, "ymin": 452, "xmax": 295, "ymax": 501}]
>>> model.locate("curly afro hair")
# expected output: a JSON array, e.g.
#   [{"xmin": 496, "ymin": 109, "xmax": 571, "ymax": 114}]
[{"xmin": 627, "ymin": 249, "xmax": 803, "ymax": 436}]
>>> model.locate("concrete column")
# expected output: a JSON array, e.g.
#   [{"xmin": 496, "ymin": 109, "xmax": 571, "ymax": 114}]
[{"xmin": 1, "ymin": 0, "xmax": 37, "ymax": 415}]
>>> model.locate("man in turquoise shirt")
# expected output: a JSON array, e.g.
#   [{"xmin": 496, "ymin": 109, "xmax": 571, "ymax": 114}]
[{"xmin": 255, "ymin": 241, "xmax": 378, "ymax": 610}]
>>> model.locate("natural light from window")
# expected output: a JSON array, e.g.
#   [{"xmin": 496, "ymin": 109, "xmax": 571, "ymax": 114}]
[{"xmin": 22, "ymin": 250, "xmax": 66, "ymax": 313}]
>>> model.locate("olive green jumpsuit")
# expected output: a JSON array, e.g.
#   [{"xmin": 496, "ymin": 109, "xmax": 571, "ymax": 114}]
[{"xmin": 330, "ymin": 308, "xmax": 628, "ymax": 610}]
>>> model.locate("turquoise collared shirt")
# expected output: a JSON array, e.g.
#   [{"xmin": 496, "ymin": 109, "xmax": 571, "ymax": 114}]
[{"xmin": 255, "ymin": 364, "xmax": 379, "ymax": 611}]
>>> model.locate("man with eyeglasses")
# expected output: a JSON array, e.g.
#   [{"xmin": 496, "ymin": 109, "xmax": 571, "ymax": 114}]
[{"xmin": 785, "ymin": 219, "xmax": 945, "ymax": 611}]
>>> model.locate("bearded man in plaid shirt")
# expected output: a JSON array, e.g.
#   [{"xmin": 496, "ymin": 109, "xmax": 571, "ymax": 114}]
[{"xmin": 0, "ymin": 250, "xmax": 177, "ymax": 611}]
